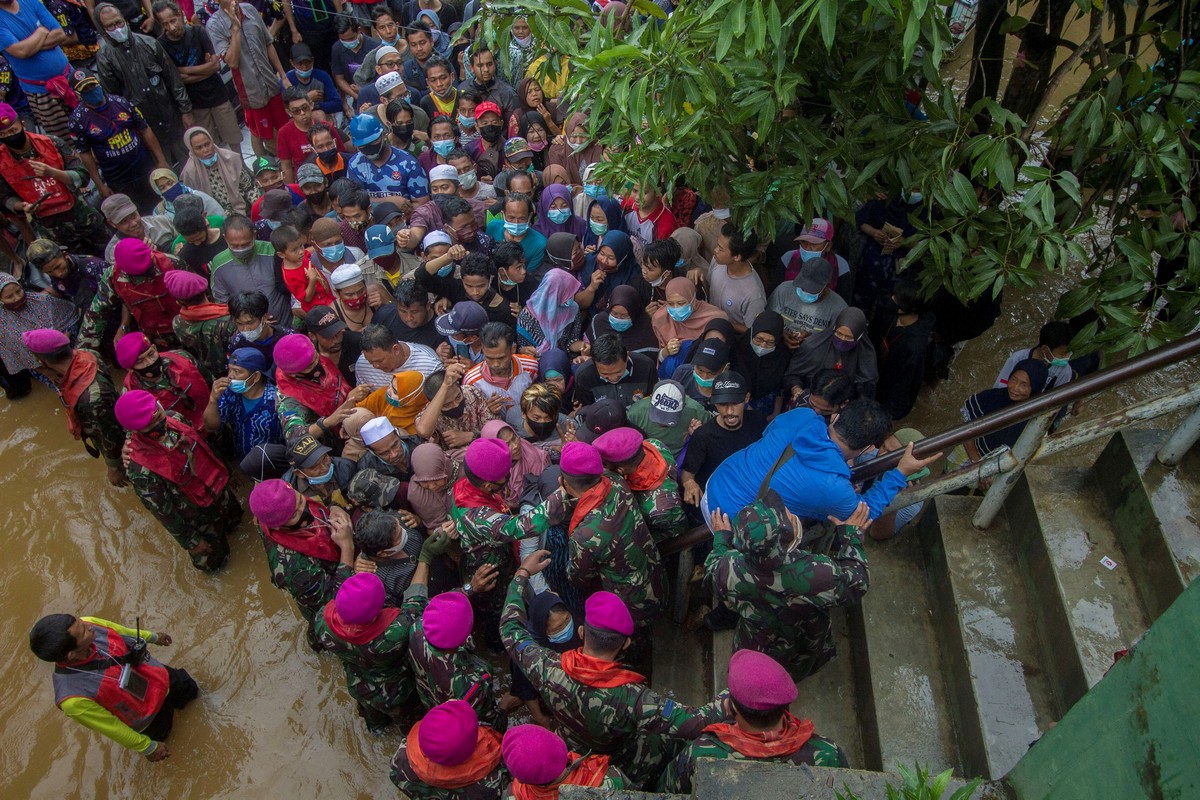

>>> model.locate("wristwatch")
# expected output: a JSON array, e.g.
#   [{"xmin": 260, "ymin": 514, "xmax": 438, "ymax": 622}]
[{"xmin": 461, "ymin": 582, "xmax": 474, "ymax": 596}]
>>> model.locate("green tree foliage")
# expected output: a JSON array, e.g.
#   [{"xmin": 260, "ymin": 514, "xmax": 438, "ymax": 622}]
[{"xmin": 480, "ymin": 0, "xmax": 1199, "ymax": 354}]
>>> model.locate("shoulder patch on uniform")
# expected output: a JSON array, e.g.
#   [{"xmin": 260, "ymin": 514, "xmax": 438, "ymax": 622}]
[{"xmin": 661, "ymin": 699, "xmax": 676, "ymax": 718}]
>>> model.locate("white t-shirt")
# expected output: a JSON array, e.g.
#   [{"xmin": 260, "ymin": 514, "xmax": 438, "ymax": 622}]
[
  {"xmin": 353, "ymin": 342, "xmax": 443, "ymax": 388},
  {"xmin": 708, "ymin": 263, "xmax": 766, "ymax": 328}
]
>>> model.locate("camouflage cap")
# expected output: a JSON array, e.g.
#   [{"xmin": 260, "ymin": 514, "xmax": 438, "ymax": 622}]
[
  {"xmin": 347, "ymin": 468, "xmax": 401, "ymax": 509},
  {"xmin": 25, "ymin": 239, "xmax": 64, "ymax": 268},
  {"xmin": 731, "ymin": 488, "xmax": 796, "ymax": 559}
]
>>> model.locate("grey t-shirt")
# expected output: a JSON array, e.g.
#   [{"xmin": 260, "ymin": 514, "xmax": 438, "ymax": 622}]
[
  {"xmin": 708, "ymin": 263, "xmax": 766, "ymax": 328},
  {"xmin": 768, "ymin": 283, "xmax": 847, "ymax": 335}
]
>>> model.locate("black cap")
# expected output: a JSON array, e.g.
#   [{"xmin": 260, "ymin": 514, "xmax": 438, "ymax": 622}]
[
  {"xmin": 304, "ymin": 305, "xmax": 347, "ymax": 338},
  {"xmin": 692, "ymin": 340, "xmax": 731, "ymax": 371},
  {"xmin": 288, "ymin": 434, "xmax": 333, "ymax": 469},
  {"xmin": 290, "ymin": 43, "xmax": 314, "ymax": 62},
  {"xmin": 709, "ymin": 371, "xmax": 748, "ymax": 403},
  {"xmin": 573, "ymin": 398, "xmax": 628, "ymax": 443},
  {"xmin": 372, "ymin": 201, "xmax": 404, "ymax": 226}
]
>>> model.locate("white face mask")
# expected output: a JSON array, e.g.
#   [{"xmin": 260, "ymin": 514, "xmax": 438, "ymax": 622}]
[
  {"xmin": 109, "ymin": 24, "xmax": 130, "ymax": 43},
  {"xmin": 711, "ymin": 208, "xmax": 731, "ymax": 220}
]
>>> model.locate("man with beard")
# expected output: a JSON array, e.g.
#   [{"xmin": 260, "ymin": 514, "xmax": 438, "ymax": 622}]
[
  {"xmin": 304, "ymin": 304, "xmax": 361, "ymax": 385},
  {"xmin": 357, "ymin": 415, "xmax": 424, "ymax": 481},
  {"xmin": 114, "ymin": 389, "xmax": 242, "ymax": 570},
  {"xmin": 679, "ymin": 371, "xmax": 767, "ymax": 509}
]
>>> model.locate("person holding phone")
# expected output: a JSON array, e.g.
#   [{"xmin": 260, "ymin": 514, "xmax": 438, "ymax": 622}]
[{"xmin": 29, "ymin": 614, "xmax": 198, "ymax": 762}]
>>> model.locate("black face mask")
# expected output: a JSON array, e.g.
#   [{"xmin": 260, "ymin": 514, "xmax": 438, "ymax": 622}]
[
  {"xmin": 442, "ymin": 400, "xmax": 466, "ymax": 418},
  {"xmin": 360, "ymin": 137, "xmax": 391, "ymax": 160},
  {"xmin": 317, "ymin": 149, "xmax": 339, "ymax": 165},
  {"xmin": 306, "ymin": 189, "xmax": 329, "ymax": 205},
  {"xmin": 135, "ymin": 358, "xmax": 165, "ymax": 379},
  {"xmin": 479, "ymin": 124, "xmax": 503, "ymax": 143},
  {"xmin": 525, "ymin": 418, "xmax": 557, "ymax": 439},
  {"xmin": 391, "ymin": 123, "xmax": 414, "ymax": 141},
  {"xmin": 296, "ymin": 366, "xmax": 322, "ymax": 382},
  {"xmin": 291, "ymin": 509, "xmax": 314, "ymax": 529},
  {"xmin": 0, "ymin": 130, "xmax": 28, "ymax": 150},
  {"xmin": 146, "ymin": 419, "xmax": 168, "ymax": 438}
]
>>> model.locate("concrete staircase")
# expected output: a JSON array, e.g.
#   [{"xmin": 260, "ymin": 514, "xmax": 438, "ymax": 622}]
[{"xmin": 647, "ymin": 428, "xmax": 1199, "ymax": 794}]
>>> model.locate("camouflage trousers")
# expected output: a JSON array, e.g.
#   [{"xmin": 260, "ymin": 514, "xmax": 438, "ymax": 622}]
[
  {"xmin": 731, "ymin": 611, "xmax": 836, "ymax": 683},
  {"xmin": 145, "ymin": 487, "xmax": 242, "ymax": 571}
]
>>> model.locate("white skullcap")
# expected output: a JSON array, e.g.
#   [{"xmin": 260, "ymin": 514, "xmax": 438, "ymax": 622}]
[
  {"xmin": 422, "ymin": 230, "xmax": 453, "ymax": 250},
  {"xmin": 429, "ymin": 164, "xmax": 459, "ymax": 183},
  {"xmin": 360, "ymin": 416, "xmax": 398, "ymax": 446},
  {"xmin": 330, "ymin": 264, "xmax": 364, "ymax": 289}
]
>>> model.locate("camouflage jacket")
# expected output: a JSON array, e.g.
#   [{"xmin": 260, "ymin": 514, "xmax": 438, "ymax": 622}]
[
  {"xmin": 449, "ymin": 488, "xmax": 570, "ymax": 581},
  {"xmin": 390, "ymin": 740, "xmax": 508, "ymax": 800},
  {"xmin": 314, "ymin": 584, "xmax": 429, "ymax": 715},
  {"xmin": 568, "ymin": 479, "xmax": 664, "ymax": 627},
  {"xmin": 626, "ymin": 439, "xmax": 687, "ymax": 544},
  {"xmin": 77, "ymin": 262, "xmax": 182, "ymax": 350},
  {"xmin": 658, "ymin": 725, "xmax": 848, "ymax": 794},
  {"xmin": 61, "ymin": 354, "xmax": 124, "ymax": 467},
  {"xmin": 173, "ymin": 312, "xmax": 237, "ymax": 378},
  {"xmin": 258, "ymin": 530, "xmax": 353, "ymax": 622},
  {"xmin": 408, "ymin": 611, "xmax": 506, "ymax": 730},
  {"xmin": 501, "ymin": 576, "xmax": 728, "ymax": 786}
]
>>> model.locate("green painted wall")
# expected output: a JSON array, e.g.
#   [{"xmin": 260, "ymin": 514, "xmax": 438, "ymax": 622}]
[{"xmin": 1005, "ymin": 580, "xmax": 1200, "ymax": 800}]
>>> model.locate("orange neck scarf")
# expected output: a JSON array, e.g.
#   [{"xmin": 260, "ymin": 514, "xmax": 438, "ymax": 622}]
[
  {"xmin": 510, "ymin": 753, "xmax": 612, "ymax": 800},
  {"xmin": 624, "ymin": 441, "xmax": 669, "ymax": 492},
  {"xmin": 560, "ymin": 648, "xmax": 645, "ymax": 688},
  {"xmin": 702, "ymin": 712, "xmax": 815, "ymax": 758},
  {"xmin": 58, "ymin": 350, "xmax": 99, "ymax": 439},
  {"xmin": 568, "ymin": 476, "xmax": 612, "ymax": 533}
]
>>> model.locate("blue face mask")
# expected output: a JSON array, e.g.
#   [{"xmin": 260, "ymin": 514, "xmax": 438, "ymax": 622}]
[
  {"xmin": 583, "ymin": 183, "xmax": 602, "ymax": 198},
  {"xmin": 436, "ymin": 263, "xmax": 454, "ymax": 277},
  {"xmin": 589, "ymin": 220, "xmax": 607, "ymax": 236},
  {"xmin": 547, "ymin": 619, "xmax": 575, "ymax": 645},
  {"xmin": 199, "ymin": 153, "xmax": 219, "ymax": 167},
  {"xmin": 798, "ymin": 248, "xmax": 824, "ymax": 262},
  {"xmin": 432, "ymin": 139, "xmax": 455, "ymax": 157},
  {"xmin": 547, "ymin": 208, "xmax": 571, "ymax": 224},
  {"xmin": 450, "ymin": 337, "xmax": 475, "ymax": 359},
  {"xmin": 306, "ymin": 463, "xmax": 335, "ymax": 485},
  {"xmin": 667, "ymin": 304, "xmax": 693, "ymax": 322},
  {"xmin": 81, "ymin": 87, "xmax": 106, "ymax": 107},
  {"xmin": 295, "ymin": 68, "xmax": 313, "ymax": 80},
  {"xmin": 609, "ymin": 314, "xmax": 633, "ymax": 332},
  {"xmin": 694, "ymin": 372, "xmax": 717, "ymax": 389},
  {"xmin": 162, "ymin": 183, "xmax": 188, "ymax": 202},
  {"xmin": 906, "ymin": 191, "xmax": 923, "ymax": 205},
  {"xmin": 229, "ymin": 376, "xmax": 252, "ymax": 394},
  {"xmin": 265, "ymin": 219, "xmax": 282, "ymax": 230},
  {"xmin": 458, "ymin": 114, "xmax": 476, "ymax": 129},
  {"xmin": 341, "ymin": 37, "xmax": 361, "ymax": 50},
  {"xmin": 320, "ymin": 243, "xmax": 345, "ymax": 262},
  {"xmin": 796, "ymin": 287, "xmax": 821, "ymax": 304},
  {"xmin": 504, "ymin": 221, "xmax": 530, "ymax": 237}
]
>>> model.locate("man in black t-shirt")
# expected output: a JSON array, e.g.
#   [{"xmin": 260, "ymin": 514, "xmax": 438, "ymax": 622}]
[
  {"xmin": 680, "ymin": 371, "xmax": 768, "ymax": 510},
  {"xmin": 174, "ymin": 206, "xmax": 227, "ymax": 276},
  {"xmin": 373, "ymin": 279, "xmax": 446, "ymax": 351},
  {"xmin": 155, "ymin": 1, "xmax": 242, "ymax": 149},
  {"xmin": 573, "ymin": 334, "xmax": 657, "ymax": 408}
]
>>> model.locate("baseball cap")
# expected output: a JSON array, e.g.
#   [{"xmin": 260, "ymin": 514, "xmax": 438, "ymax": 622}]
[
  {"xmin": 304, "ymin": 305, "xmax": 347, "ymax": 338},
  {"xmin": 504, "ymin": 138, "xmax": 533, "ymax": 162},
  {"xmin": 373, "ymin": 201, "xmax": 404, "ymax": 226},
  {"xmin": 435, "ymin": 301, "xmax": 488, "ymax": 336},
  {"xmin": 296, "ymin": 163, "xmax": 325, "ymax": 187},
  {"xmin": 375, "ymin": 72, "xmax": 405, "ymax": 97},
  {"xmin": 692, "ymin": 340, "xmax": 730, "ymax": 372},
  {"xmin": 100, "ymin": 193, "xmax": 138, "ymax": 225},
  {"xmin": 290, "ymin": 43, "xmax": 314, "ymax": 62},
  {"xmin": 364, "ymin": 224, "xmax": 395, "ymax": 259},
  {"xmin": 474, "ymin": 101, "xmax": 502, "ymax": 121},
  {"xmin": 793, "ymin": 258, "xmax": 833, "ymax": 294},
  {"xmin": 572, "ymin": 398, "xmax": 628, "ymax": 443},
  {"xmin": 709, "ymin": 370, "xmax": 747, "ymax": 404},
  {"xmin": 69, "ymin": 68, "xmax": 100, "ymax": 93},
  {"xmin": 251, "ymin": 155, "xmax": 282, "ymax": 176},
  {"xmin": 648, "ymin": 380, "xmax": 686, "ymax": 426},
  {"xmin": 288, "ymin": 434, "xmax": 332, "ymax": 469},
  {"xmin": 25, "ymin": 239, "xmax": 63, "ymax": 268},
  {"xmin": 796, "ymin": 218, "xmax": 834, "ymax": 244}
]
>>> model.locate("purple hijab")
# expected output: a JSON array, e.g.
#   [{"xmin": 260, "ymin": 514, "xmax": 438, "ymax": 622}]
[{"xmin": 534, "ymin": 184, "xmax": 587, "ymax": 238}]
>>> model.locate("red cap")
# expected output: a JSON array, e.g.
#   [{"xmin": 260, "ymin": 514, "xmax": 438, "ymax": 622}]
[{"xmin": 474, "ymin": 101, "xmax": 502, "ymax": 121}]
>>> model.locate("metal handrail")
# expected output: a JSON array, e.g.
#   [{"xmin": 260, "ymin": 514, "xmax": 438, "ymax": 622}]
[{"xmin": 849, "ymin": 330, "xmax": 1200, "ymax": 483}]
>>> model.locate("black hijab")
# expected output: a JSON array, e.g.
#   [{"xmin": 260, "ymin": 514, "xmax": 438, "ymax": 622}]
[
  {"xmin": 964, "ymin": 358, "xmax": 1051, "ymax": 454},
  {"xmin": 733, "ymin": 310, "xmax": 789, "ymax": 400}
]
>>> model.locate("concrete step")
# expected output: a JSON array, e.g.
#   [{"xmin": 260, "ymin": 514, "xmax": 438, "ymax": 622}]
[
  {"xmin": 856, "ymin": 532, "xmax": 963, "ymax": 775},
  {"xmin": 1007, "ymin": 466, "xmax": 1153, "ymax": 711},
  {"xmin": 688, "ymin": 760, "xmax": 1002, "ymax": 800},
  {"xmin": 650, "ymin": 616, "xmax": 713, "ymax": 708},
  {"xmin": 1095, "ymin": 429, "xmax": 1200, "ymax": 619},
  {"xmin": 921, "ymin": 496, "xmax": 1058, "ymax": 780}
]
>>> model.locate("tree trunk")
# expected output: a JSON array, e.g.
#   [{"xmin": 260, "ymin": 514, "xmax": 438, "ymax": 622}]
[
  {"xmin": 964, "ymin": 0, "xmax": 1009, "ymax": 128},
  {"xmin": 1001, "ymin": 0, "xmax": 1077, "ymax": 121}
]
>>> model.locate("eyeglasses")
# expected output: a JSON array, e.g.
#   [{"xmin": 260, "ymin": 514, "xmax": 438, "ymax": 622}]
[
  {"xmin": 378, "ymin": 59, "xmax": 402, "ymax": 68},
  {"xmin": 288, "ymin": 104, "xmax": 312, "ymax": 115}
]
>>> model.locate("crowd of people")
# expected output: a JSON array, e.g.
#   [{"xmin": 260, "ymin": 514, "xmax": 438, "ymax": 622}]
[{"xmin": 3, "ymin": 0, "xmax": 1099, "ymax": 796}]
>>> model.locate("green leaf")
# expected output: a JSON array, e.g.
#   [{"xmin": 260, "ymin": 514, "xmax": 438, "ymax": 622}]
[{"xmin": 818, "ymin": 0, "xmax": 838, "ymax": 50}]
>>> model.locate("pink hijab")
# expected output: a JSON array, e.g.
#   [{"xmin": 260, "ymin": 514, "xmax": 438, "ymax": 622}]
[
  {"xmin": 406, "ymin": 443, "xmax": 456, "ymax": 527},
  {"xmin": 481, "ymin": 419, "xmax": 550, "ymax": 509}
]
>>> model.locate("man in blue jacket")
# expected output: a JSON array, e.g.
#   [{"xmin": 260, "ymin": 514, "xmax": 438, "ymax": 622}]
[{"xmin": 704, "ymin": 400, "xmax": 939, "ymax": 528}]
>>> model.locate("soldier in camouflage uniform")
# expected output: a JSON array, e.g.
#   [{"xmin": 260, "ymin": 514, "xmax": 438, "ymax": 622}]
[
  {"xmin": 501, "ymin": 554, "xmax": 731, "ymax": 790},
  {"xmin": 658, "ymin": 648, "xmax": 848, "ymax": 793},
  {"xmin": 592, "ymin": 427, "xmax": 686, "ymax": 545},
  {"xmin": 408, "ymin": 576, "xmax": 506, "ymax": 731},
  {"xmin": 163, "ymin": 270, "xmax": 237, "ymax": 379},
  {"xmin": 705, "ymin": 489, "xmax": 870, "ymax": 681},
  {"xmin": 248, "ymin": 478, "xmax": 357, "ymax": 647},
  {"xmin": 558, "ymin": 442, "xmax": 665, "ymax": 643},
  {"xmin": 77, "ymin": 239, "xmax": 184, "ymax": 352},
  {"xmin": 390, "ymin": 700, "xmax": 507, "ymax": 799},
  {"xmin": 27, "ymin": 240, "xmax": 111, "ymax": 321},
  {"xmin": 501, "ymin": 724, "xmax": 630, "ymax": 798},
  {"xmin": 314, "ymin": 528, "xmax": 452, "ymax": 733},
  {"xmin": 23, "ymin": 329, "xmax": 126, "ymax": 487},
  {"xmin": 449, "ymin": 438, "xmax": 573, "ymax": 649},
  {"xmin": 114, "ymin": 390, "xmax": 242, "ymax": 570}
]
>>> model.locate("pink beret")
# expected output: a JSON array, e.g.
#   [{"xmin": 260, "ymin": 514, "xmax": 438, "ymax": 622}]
[
  {"xmin": 114, "ymin": 238, "xmax": 153, "ymax": 275},
  {"xmin": 0, "ymin": 103, "xmax": 16, "ymax": 127},
  {"xmin": 560, "ymin": 441, "xmax": 604, "ymax": 478},
  {"xmin": 464, "ymin": 437, "xmax": 511, "ymax": 484},
  {"xmin": 114, "ymin": 332, "xmax": 151, "ymax": 369},
  {"xmin": 162, "ymin": 269, "xmax": 209, "ymax": 300},
  {"xmin": 502, "ymin": 724, "xmax": 569, "ymax": 785},
  {"xmin": 593, "ymin": 427, "xmax": 644, "ymax": 463},
  {"xmin": 424, "ymin": 591, "xmax": 474, "ymax": 649},
  {"xmin": 728, "ymin": 649, "xmax": 798, "ymax": 710},
  {"xmin": 273, "ymin": 333, "xmax": 317, "ymax": 374},
  {"xmin": 21, "ymin": 328, "xmax": 70, "ymax": 355},
  {"xmin": 584, "ymin": 591, "xmax": 633, "ymax": 637},
  {"xmin": 113, "ymin": 389, "xmax": 158, "ymax": 430},
  {"xmin": 336, "ymin": 573, "xmax": 385, "ymax": 625},
  {"xmin": 249, "ymin": 478, "xmax": 299, "ymax": 528},
  {"xmin": 419, "ymin": 700, "xmax": 479, "ymax": 766}
]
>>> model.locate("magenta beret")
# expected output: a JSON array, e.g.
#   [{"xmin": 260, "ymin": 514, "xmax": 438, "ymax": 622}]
[
  {"xmin": 419, "ymin": 700, "xmax": 479, "ymax": 766},
  {"xmin": 21, "ymin": 328, "xmax": 70, "ymax": 354},
  {"xmin": 592, "ymin": 427, "xmax": 644, "ymax": 463},
  {"xmin": 464, "ymin": 437, "xmax": 512, "ymax": 484},
  {"xmin": 502, "ymin": 724, "xmax": 569, "ymax": 785},
  {"xmin": 336, "ymin": 573, "xmax": 385, "ymax": 625},
  {"xmin": 114, "ymin": 332, "xmax": 151, "ymax": 369},
  {"xmin": 114, "ymin": 238, "xmax": 153, "ymax": 275},
  {"xmin": 584, "ymin": 590, "xmax": 633, "ymax": 637},
  {"xmin": 273, "ymin": 333, "xmax": 317, "ymax": 374},
  {"xmin": 113, "ymin": 389, "xmax": 158, "ymax": 430},
  {"xmin": 249, "ymin": 478, "xmax": 299, "ymax": 528},
  {"xmin": 728, "ymin": 649, "xmax": 798, "ymax": 710},
  {"xmin": 162, "ymin": 269, "xmax": 209, "ymax": 300},
  {"xmin": 0, "ymin": 103, "xmax": 17, "ymax": 127},
  {"xmin": 560, "ymin": 441, "xmax": 604, "ymax": 478},
  {"xmin": 424, "ymin": 591, "xmax": 474, "ymax": 649}
]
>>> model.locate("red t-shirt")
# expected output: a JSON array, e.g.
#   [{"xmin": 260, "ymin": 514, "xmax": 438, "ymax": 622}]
[
  {"xmin": 276, "ymin": 121, "xmax": 347, "ymax": 168},
  {"xmin": 281, "ymin": 252, "xmax": 336, "ymax": 312}
]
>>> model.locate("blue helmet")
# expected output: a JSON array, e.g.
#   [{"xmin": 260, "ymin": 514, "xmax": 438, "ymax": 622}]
[{"xmin": 349, "ymin": 113, "xmax": 384, "ymax": 147}]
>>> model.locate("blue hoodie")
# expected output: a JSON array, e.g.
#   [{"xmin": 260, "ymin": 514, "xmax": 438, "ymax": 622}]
[{"xmin": 705, "ymin": 408, "xmax": 907, "ymax": 521}]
